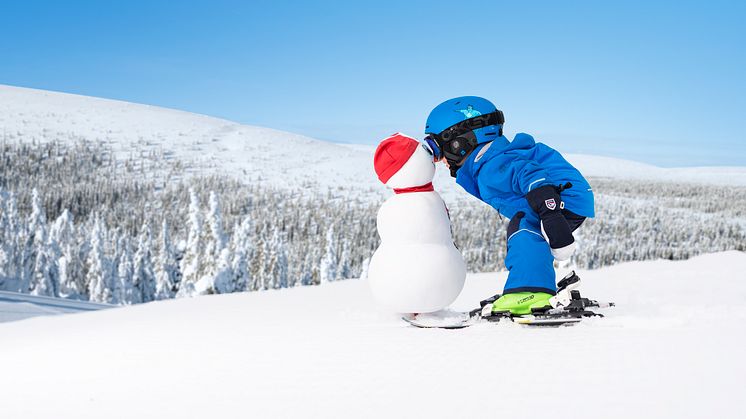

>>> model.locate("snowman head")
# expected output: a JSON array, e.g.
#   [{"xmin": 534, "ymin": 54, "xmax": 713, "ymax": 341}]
[{"xmin": 374, "ymin": 133, "xmax": 435, "ymax": 189}]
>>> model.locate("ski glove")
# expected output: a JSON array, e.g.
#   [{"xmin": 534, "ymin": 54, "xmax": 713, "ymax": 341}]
[{"xmin": 525, "ymin": 184, "xmax": 576, "ymax": 261}]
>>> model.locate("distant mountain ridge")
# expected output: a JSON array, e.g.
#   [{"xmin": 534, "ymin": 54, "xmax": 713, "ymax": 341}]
[{"xmin": 2, "ymin": 84, "xmax": 745, "ymax": 203}]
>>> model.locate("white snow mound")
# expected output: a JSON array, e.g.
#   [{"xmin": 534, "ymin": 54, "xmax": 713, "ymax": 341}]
[{"xmin": 1, "ymin": 251, "xmax": 744, "ymax": 418}]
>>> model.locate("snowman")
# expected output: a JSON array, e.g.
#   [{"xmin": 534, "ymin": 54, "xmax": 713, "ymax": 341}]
[{"xmin": 368, "ymin": 133, "xmax": 466, "ymax": 313}]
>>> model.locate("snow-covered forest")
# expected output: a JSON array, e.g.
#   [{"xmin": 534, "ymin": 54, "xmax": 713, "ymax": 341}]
[{"xmin": 1, "ymin": 139, "xmax": 744, "ymax": 304}]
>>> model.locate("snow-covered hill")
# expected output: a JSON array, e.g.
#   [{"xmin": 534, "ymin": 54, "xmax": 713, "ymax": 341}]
[
  {"xmin": 1, "ymin": 251, "xmax": 744, "ymax": 419},
  {"xmin": 3, "ymin": 84, "xmax": 745, "ymax": 204},
  {"xmin": 0, "ymin": 84, "xmax": 382, "ymax": 197},
  {"xmin": 567, "ymin": 154, "xmax": 746, "ymax": 186},
  {"xmin": 344, "ymin": 143, "xmax": 746, "ymax": 187}
]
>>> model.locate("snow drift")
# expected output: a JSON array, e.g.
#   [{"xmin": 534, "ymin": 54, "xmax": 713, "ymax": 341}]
[{"xmin": 1, "ymin": 251, "xmax": 744, "ymax": 419}]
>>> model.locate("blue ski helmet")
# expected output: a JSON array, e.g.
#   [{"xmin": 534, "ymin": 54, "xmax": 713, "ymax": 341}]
[
  {"xmin": 425, "ymin": 96, "xmax": 504, "ymax": 143},
  {"xmin": 424, "ymin": 96, "xmax": 504, "ymax": 174}
]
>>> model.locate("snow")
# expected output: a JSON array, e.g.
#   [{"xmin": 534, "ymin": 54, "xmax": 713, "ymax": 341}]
[
  {"xmin": 0, "ymin": 84, "xmax": 384, "ymax": 198},
  {"xmin": 567, "ymin": 154, "xmax": 746, "ymax": 186},
  {"xmin": 2, "ymin": 84, "xmax": 745, "ymax": 417},
  {"xmin": 1, "ymin": 251, "xmax": 744, "ymax": 418},
  {"xmin": 346, "ymin": 143, "xmax": 746, "ymax": 189},
  {"xmin": 0, "ymin": 291, "xmax": 110, "ymax": 323},
  {"xmin": 3, "ymin": 84, "xmax": 745, "ymax": 207}
]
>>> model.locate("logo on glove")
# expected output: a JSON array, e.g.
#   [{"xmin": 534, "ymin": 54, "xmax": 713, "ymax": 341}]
[{"xmin": 544, "ymin": 198, "xmax": 557, "ymax": 211}]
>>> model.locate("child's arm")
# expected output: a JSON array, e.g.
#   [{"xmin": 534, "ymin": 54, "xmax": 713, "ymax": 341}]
[
  {"xmin": 506, "ymin": 157, "xmax": 554, "ymax": 196},
  {"xmin": 476, "ymin": 155, "xmax": 553, "ymax": 198},
  {"xmin": 483, "ymin": 154, "xmax": 576, "ymax": 260}
]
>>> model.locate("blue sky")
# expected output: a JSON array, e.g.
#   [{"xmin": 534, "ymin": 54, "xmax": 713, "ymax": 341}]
[{"xmin": 1, "ymin": 0, "xmax": 744, "ymax": 166}]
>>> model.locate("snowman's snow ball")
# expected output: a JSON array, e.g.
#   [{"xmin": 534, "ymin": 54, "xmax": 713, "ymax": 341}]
[{"xmin": 368, "ymin": 133, "xmax": 466, "ymax": 313}]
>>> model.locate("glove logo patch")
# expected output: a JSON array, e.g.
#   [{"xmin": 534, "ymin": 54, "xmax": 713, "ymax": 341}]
[{"xmin": 544, "ymin": 198, "xmax": 557, "ymax": 211}]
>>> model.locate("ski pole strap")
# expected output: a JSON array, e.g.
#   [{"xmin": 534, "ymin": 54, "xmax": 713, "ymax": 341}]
[{"xmin": 557, "ymin": 182, "xmax": 573, "ymax": 193}]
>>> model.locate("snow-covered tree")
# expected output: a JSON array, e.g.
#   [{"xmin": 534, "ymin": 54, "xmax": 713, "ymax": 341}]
[
  {"xmin": 30, "ymin": 221, "xmax": 58, "ymax": 297},
  {"xmin": 359, "ymin": 257, "xmax": 371, "ymax": 280},
  {"xmin": 0, "ymin": 190, "xmax": 19, "ymax": 288},
  {"xmin": 154, "ymin": 220, "xmax": 177, "ymax": 300},
  {"xmin": 250, "ymin": 226, "xmax": 271, "ymax": 291},
  {"xmin": 319, "ymin": 225, "xmax": 338, "ymax": 284},
  {"xmin": 178, "ymin": 189, "xmax": 203, "ymax": 297},
  {"xmin": 212, "ymin": 247, "xmax": 234, "ymax": 294},
  {"xmin": 27, "ymin": 188, "xmax": 61, "ymax": 297},
  {"xmin": 86, "ymin": 216, "xmax": 110, "ymax": 303},
  {"xmin": 18, "ymin": 189, "xmax": 46, "ymax": 292},
  {"xmin": 264, "ymin": 228, "xmax": 288, "ymax": 289},
  {"xmin": 50, "ymin": 210, "xmax": 82, "ymax": 299},
  {"xmin": 197, "ymin": 191, "xmax": 227, "ymax": 288},
  {"xmin": 299, "ymin": 250, "xmax": 319, "ymax": 286},
  {"xmin": 113, "ymin": 234, "xmax": 133, "ymax": 305},
  {"xmin": 133, "ymin": 223, "xmax": 156, "ymax": 303},
  {"xmin": 230, "ymin": 217, "xmax": 253, "ymax": 292},
  {"xmin": 337, "ymin": 240, "xmax": 351, "ymax": 280}
]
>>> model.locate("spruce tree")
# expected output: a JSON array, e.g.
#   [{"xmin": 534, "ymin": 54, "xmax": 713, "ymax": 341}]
[
  {"xmin": 117, "ymin": 236, "xmax": 135, "ymax": 305},
  {"xmin": 133, "ymin": 223, "xmax": 156, "ymax": 303},
  {"xmin": 230, "ymin": 217, "xmax": 253, "ymax": 292},
  {"xmin": 86, "ymin": 216, "xmax": 110, "ymax": 303},
  {"xmin": 319, "ymin": 225, "xmax": 338, "ymax": 284},
  {"xmin": 178, "ymin": 189, "xmax": 203, "ymax": 297},
  {"xmin": 51, "ymin": 210, "xmax": 82, "ymax": 299},
  {"xmin": 154, "ymin": 220, "xmax": 177, "ymax": 300}
]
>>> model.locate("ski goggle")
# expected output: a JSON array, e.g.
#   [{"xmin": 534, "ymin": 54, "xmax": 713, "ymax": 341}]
[{"xmin": 424, "ymin": 136, "xmax": 441, "ymax": 160}]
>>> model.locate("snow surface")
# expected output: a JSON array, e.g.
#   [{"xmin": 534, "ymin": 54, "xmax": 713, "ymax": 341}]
[
  {"xmin": 3, "ymin": 84, "xmax": 745, "ymax": 206},
  {"xmin": 0, "ymin": 84, "xmax": 384, "ymax": 198},
  {"xmin": 0, "ymin": 291, "xmax": 110, "ymax": 323},
  {"xmin": 1, "ymin": 251, "xmax": 745, "ymax": 418},
  {"xmin": 567, "ymin": 154, "xmax": 746, "ymax": 186}
]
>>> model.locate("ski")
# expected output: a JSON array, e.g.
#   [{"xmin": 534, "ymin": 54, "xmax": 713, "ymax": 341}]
[
  {"xmin": 402, "ymin": 271, "xmax": 614, "ymax": 329},
  {"xmin": 401, "ymin": 314, "xmax": 475, "ymax": 329}
]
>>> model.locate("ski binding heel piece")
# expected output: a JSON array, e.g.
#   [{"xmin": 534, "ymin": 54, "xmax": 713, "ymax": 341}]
[{"xmin": 550, "ymin": 270, "xmax": 581, "ymax": 308}]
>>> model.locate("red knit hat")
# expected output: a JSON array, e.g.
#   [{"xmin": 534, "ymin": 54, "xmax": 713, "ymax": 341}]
[{"xmin": 374, "ymin": 133, "xmax": 419, "ymax": 184}]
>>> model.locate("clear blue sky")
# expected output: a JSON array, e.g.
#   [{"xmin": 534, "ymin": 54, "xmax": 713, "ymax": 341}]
[{"xmin": 1, "ymin": 0, "xmax": 744, "ymax": 166}]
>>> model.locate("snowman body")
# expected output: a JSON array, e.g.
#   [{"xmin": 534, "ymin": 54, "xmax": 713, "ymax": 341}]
[{"xmin": 369, "ymin": 135, "xmax": 466, "ymax": 313}]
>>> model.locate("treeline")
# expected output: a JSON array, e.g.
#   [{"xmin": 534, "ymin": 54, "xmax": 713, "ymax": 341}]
[
  {"xmin": 450, "ymin": 180, "xmax": 746, "ymax": 271},
  {"xmin": 0, "ymin": 186, "xmax": 373, "ymax": 303},
  {"xmin": 0, "ymin": 139, "xmax": 744, "ymax": 304}
]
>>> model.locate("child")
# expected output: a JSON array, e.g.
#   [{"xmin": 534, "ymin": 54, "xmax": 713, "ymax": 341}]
[{"xmin": 424, "ymin": 96, "xmax": 595, "ymax": 315}]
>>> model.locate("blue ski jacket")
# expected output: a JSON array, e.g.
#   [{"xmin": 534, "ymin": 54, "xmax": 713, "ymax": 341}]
[{"xmin": 455, "ymin": 133, "xmax": 595, "ymax": 220}]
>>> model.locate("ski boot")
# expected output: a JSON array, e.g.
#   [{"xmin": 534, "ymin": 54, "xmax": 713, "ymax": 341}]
[{"xmin": 491, "ymin": 292, "xmax": 553, "ymax": 316}]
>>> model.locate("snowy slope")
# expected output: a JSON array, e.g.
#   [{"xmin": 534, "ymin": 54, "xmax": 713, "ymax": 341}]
[
  {"xmin": 1, "ymin": 251, "xmax": 744, "ymax": 419},
  {"xmin": 0, "ymin": 84, "xmax": 383, "ymax": 197},
  {"xmin": 567, "ymin": 154, "xmax": 746, "ymax": 186},
  {"xmin": 0, "ymin": 291, "xmax": 110, "ymax": 323},
  {"xmin": 344, "ymin": 144, "xmax": 746, "ymax": 187},
  {"xmin": 3, "ymin": 84, "xmax": 745, "ymax": 205}
]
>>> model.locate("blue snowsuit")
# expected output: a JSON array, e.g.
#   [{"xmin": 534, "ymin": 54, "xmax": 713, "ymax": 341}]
[{"xmin": 455, "ymin": 133, "xmax": 595, "ymax": 295}]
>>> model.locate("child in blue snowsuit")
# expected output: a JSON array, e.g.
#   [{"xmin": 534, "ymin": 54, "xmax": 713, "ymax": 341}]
[{"xmin": 424, "ymin": 96, "xmax": 595, "ymax": 314}]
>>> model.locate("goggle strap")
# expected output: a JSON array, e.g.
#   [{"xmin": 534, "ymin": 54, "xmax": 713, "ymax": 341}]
[{"xmin": 440, "ymin": 111, "xmax": 504, "ymax": 139}]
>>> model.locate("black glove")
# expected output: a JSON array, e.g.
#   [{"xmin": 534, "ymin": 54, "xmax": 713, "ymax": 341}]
[{"xmin": 525, "ymin": 184, "xmax": 576, "ymax": 260}]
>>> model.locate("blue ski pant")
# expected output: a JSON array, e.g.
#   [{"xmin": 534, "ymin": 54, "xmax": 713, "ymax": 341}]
[{"xmin": 503, "ymin": 211, "xmax": 585, "ymax": 295}]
